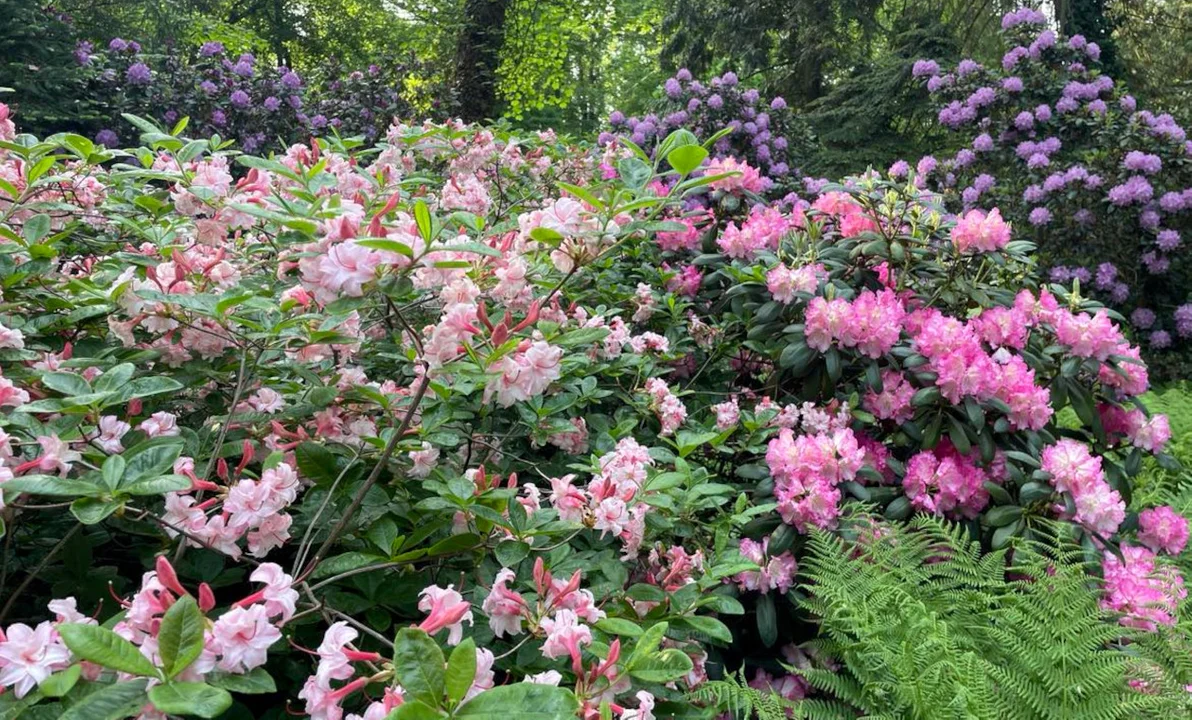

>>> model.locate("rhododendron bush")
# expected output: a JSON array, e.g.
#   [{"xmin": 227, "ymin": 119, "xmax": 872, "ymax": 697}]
[
  {"xmin": 0, "ymin": 88, "xmax": 1189, "ymax": 720},
  {"xmin": 912, "ymin": 8, "xmax": 1192, "ymax": 375}
]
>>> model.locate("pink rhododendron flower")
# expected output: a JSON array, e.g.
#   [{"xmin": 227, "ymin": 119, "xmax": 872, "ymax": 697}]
[
  {"xmin": 482, "ymin": 568, "xmax": 527, "ymax": 638},
  {"xmin": 210, "ymin": 604, "xmax": 281, "ymax": 673},
  {"xmin": 1102, "ymin": 544, "xmax": 1186, "ymax": 630},
  {"xmin": 0, "ymin": 622, "xmax": 72, "ymax": 698},
  {"xmin": 643, "ymin": 378, "xmax": 687, "ymax": 435},
  {"xmin": 540, "ymin": 608, "xmax": 592, "ymax": 667},
  {"xmin": 140, "ymin": 411, "xmax": 180, "ymax": 437},
  {"xmin": 863, "ymin": 370, "xmax": 915, "ymax": 423},
  {"xmin": 766, "ymin": 263, "xmax": 824, "ymax": 304},
  {"xmin": 733, "ymin": 538, "xmax": 798, "ymax": 594},
  {"xmin": 902, "ymin": 445, "xmax": 990, "ymax": 519},
  {"xmin": 706, "ymin": 157, "xmax": 764, "ymax": 194},
  {"xmin": 950, "ymin": 208, "xmax": 1011, "ymax": 253},
  {"xmin": 1138, "ymin": 506, "xmax": 1190, "ymax": 555},
  {"xmin": 417, "ymin": 585, "xmax": 472, "ymax": 645}
]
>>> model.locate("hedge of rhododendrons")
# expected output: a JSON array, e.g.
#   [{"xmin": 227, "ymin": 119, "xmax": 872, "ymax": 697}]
[
  {"xmin": 0, "ymin": 91, "xmax": 1188, "ymax": 720},
  {"xmin": 909, "ymin": 7, "xmax": 1192, "ymax": 371}
]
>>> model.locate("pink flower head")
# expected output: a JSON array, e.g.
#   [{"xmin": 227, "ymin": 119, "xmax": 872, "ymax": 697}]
[
  {"xmin": 548, "ymin": 474, "xmax": 588, "ymax": 523},
  {"xmin": 417, "ymin": 584, "xmax": 472, "ymax": 645},
  {"xmin": 902, "ymin": 445, "xmax": 989, "ymax": 519},
  {"xmin": 140, "ymin": 411, "xmax": 180, "ymax": 437},
  {"xmin": 863, "ymin": 370, "xmax": 915, "ymax": 424},
  {"xmin": 482, "ymin": 569, "xmax": 528, "ymax": 638},
  {"xmin": 210, "ymin": 604, "xmax": 281, "ymax": 673},
  {"xmin": 243, "ymin": 563, "xmax": 299, "ymax": 621},
  {"xmin": 1102, "ymin": 544, "xmax": 1186, "ymax": 630},
  {"xmin": 1138, "ymin": 506, "xmax": 1190, "ymax": 555},
  {"xmin": 766, "ymin": 262, "xmax": 825, "ymax": 305},
  {"xmin": 951, "ymin": 208, "xmax": 1011, "ymax": 253},
  {"xmin": 32, "ymin": 435, "xmax": 81, "ymax": 476},
  {"xmin": 540, "ymin": 609, "xmax": 592, "ymax": 672},
  {"xmin": 733, "ymin": 538, "xmax": 798, "ymax": 594},
  {"xmin": 0, "ymin": 622, "xmax": 72, "ymax": 698},
  {"xmin": 706, "ymin": 157, "xmax": 764, "ymax": 194}
]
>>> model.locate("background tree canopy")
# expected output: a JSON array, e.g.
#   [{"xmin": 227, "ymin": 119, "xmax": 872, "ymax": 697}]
[{"xmin": 4, "ymin": 0, "xmax": 1191, "ymax": 172}]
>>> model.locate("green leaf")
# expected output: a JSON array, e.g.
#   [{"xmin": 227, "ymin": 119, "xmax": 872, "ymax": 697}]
[
  {"xmin": 158, "ymin": 596, "xmax": 204, "ymax": 678},
  {"xmin": 121, "ymin": 440, "xmax": 184, "ymax": 487},
  {"xmin": 39, "ymin": 664, "xmax": 81, "ymax": 698},
  {"xmin": 205, "ymin": 668, "xmax": 276, "ymax": 694},
  {"xmin": 147, "ymin": 683, "xmax": 233, "ymax": 718},
  {"xmin": 70, "ymin": 497, "xmax": 124, "ymax": 525},
  {"xmin": 121, "ymin": 474, "xmax": 192, "ymax": 496},
  {"xmin": 673, "ymin": 615, "xmax": 733, "ymax": 644},
  {"xmin": 453, "ymin": 684, "xmax": 580, "ymax": 720},
  {"xmin": 356, "ymin": 238, "xmax": 415, "ymax": 257},
  {"xmin": 1, "ymin": 475, "xmax": 101, "ymax": 497},
  {"xmin": 557, "ymin": 181, "xmax": 604, "ymax": 210},
  {"xmin": 414, "ymin": 200, "xmax": 433, "ymax": 242},
  {"xmin": 385, "ymin": 700, "xmax": 446, "ymax": 720},
  {"xmin": 23, "ymin": 214, "xmax": 51, "ymax": 244},
  {"xmin": 617, "ymin": 158, "xmax": 652, "ymax": 189},
  {"xmin": 58, "ymin": 679, "xmax": 149, "ymax": 720},
  {"xmin": 392, "ymin": 628, "xmax": 445, "ymax": 707},
  {"xmin": 40, "ymin": 371, "xmax": 91, "ymax": 396},
  {"xmin": 756, "ymin": 593, "xmax": 778, "ymax": 647},
  {"xmin": 595, "ymin": 617, "xmax": 644, "ymax": 637},
  {"xmin": 666, "ymin": 144, "xmax": 708, "ymax": 176},
  {"xmin": 58, "ymin": 624, "xmax": 160, "ymax": 678},
  {"xmin": 294, "ymin": 442, "xmax": 341, "ymax": 486},
  {"xmin": 528, "ymin": 227, "xmax": 564, "ymax": 245},
  {"xmin": 984, "ymin": 505, "xmax": 1023, "ymax": 528},
  {"xmin": 627, "ymin": 649, "xmax": 694, "ymax": 683},
  {"xmin": 120, "ymin": 376, "xmax": 184, "ymax": 401},
  {"xmin": 629, "ymin": 622, "xmax": 668, "ymax": 667},
  {"xmin": 445, "ymin": 638, "xmax": 477, "ymax": 705},
  {"xmin": 101, "ymin": 455, "xmax": 125, "ymax": 492},
  {"xmin": 494, "ymin": 540, "xmax": 530, "ymax": 567}
]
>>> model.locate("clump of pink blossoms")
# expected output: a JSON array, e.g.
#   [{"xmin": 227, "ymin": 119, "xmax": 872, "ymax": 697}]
[
  {"xmin": 1102, "ymin": 544, "xmax": 1186, "ymax": 630},
  {"xmin": 950, "ymin": 208, "xmax": 1011, "ymax": 253},
  {"xmin": 643, "ymin": 378, "xmax": 687, "ymax": 435},
  {"xmin": 766, "ymin": 262, "xmax": 825, "ymax": 304},
  {"xmin": 733, "ymin": 538, "xmax": 798, "ymax": 594},
  {"xmin": 1041, "ymin": 439, "xmax": 1125, "ymax": 538},
  {"xmin": 805, "ymin": 289, "xmax": 906, "ymax": 359},
  {"xmin": 766, "ymin": 426, "xmax": 867, "ymax": 532},
  {"xmin": 1137, "ymin": 506, "xmax": 1190, "ymax": 556},
  {"xmin": 902, "ymin": 442, "xmax": 990, "ymax": 519}
]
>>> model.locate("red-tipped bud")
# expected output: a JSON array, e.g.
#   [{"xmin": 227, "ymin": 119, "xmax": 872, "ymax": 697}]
[
  {"xmin": 198, "ymin": 583, "xmax": 216, "ymax": 612},
  {"xmin": 216, "ymin": 457, "xmax": 229, "ymax": 481},
  {"xmin": 511, "ymin": 302, "xmax": 540, "ymax": 333},
  {"xmin": 477, "ymin": 302, "xmax": 494, "ymax": 331},
  {"xmin": 235, "ymin": 440, "xmax": 255, "ymax": 475},
  {"xmin": 60, "ymin": 342, "xmax": 73, "ymax": 361},
  {"xmin": 155, "ymin": 556, "xmax": 187, "ymax": 597},
  {"xmin": 491, "ymin": 322, "xmax": 509, "ymax": 347},
  {"xmin": 533, "ymin": 557, "xmax": 548, "ymax": 594},
  {"xmin": 128, "ymin": 398, "xmax": 143, "ymax": 416}
]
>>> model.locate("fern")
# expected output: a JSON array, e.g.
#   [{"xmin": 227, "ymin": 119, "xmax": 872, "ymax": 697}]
[{"xmin": 705, "ymin": 515, "xmax": 1192, "ymax": 719}]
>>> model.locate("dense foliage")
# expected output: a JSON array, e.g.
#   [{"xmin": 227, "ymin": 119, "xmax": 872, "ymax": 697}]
[{"xmin": 0, "ymin": 61, "xmax": 1190, "ymax": 717}]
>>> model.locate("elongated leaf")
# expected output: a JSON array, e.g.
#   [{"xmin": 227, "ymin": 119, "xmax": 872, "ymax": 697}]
[
  {"xmin": 58, "ymin": 624, "xmax": 160, "ymax": 677},
  {"xmin": 147, "ymin": 683, "xmax": 233, "ymax": 718},
  {"xmin": 444, "ymin": 638, "xmax": 476, "ymax": 705},
  {"xmin": 58, "ymin": 679, "xmax": 149, "ymax": 720},
  {"xmin": 392, "ymin": 628, "xmax": 445, "ymax": 707},
  {"xmin": 158, "ymin": 596, "xmax": 204, "ymax": 678},
  {"xmin": 205, "ymin": 668, "xmax": 276, "ymax": 694},
  {"xmin": 1, "ymin": 475, "xmax": 101, "ymax": 497},
  {"xmin": 454, "ymin": 685, "xmax": 579, "ymax": 719}
]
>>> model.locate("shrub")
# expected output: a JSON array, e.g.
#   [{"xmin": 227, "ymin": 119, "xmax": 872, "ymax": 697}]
[
  {"xmin": 72, "ymin": 37, "xmax": 417, "ymax": 151},
  {"xmin": 913, "ymin": 7, "xmax": 1192, "ymax": 376},
  {"xmin": 0, "ymin": 99, "xmax": 1188, "ymax": 719},
  {"xmin": 600, "ymin": 69, "xmax": 819, "ymax": 195}
]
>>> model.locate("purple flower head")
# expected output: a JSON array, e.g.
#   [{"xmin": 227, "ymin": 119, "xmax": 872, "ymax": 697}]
[
  {"xmin": 1024, "ymin": 184, "xmax": 1046, "ymax": 203},
  {"xmin": 264, "ymin": 96, "xmax": 281, "ymax": 112},
  {"xmin": 912, "ymin": 59, "xmax": 940, "ymax": 78},
  {"xmin": 1040, "ymin": 137, "xmax": 1062, "ymax": 154},
  {"xmin": 232, "ymin": 60, "xmax": 254, "ymax": 78},
  {"xmin": 771, "ymin": 162, "xmax": 789, "ymax": 176},
  {"xmin": 1110, "ymin": 283, "xmax": 1129, "ymax": 303},
  {"xmin": 1069, "ymin": 62, "xmax": 1087, "ymax": 74},
  {"xmin": 743, "ymin": 88, "xmax": 760, "ymax": 104},
  {"xmin": 707, "ymin": 94, "xmax": 724, "ymax": 110},
  {"xmin": 721, "ymin": 71, "xmax": 738, "ymax": 87},
  {"xmin": 200, "ymin": 41, "xmax": 225, "ymax": 57},
  {"xmin": 770, "ymin": 96, "xmax": 787, "ymax": 110},
  {"xmin": 664, "ymin": 77, "xmax": 682, "ymax": 98},
  {"xmin": 125, "ymin": 62, "xmax": 152, "ymax": 86},
  {"xmin": 1043, "ymin": 174, "xmax": 1066, "ymax": 193},
  {"xmin": 967, "ymin": 86, "xmax": 996, "ymax": 108},
  {"xmin": 230, "ymin": 89, "xmax": 251, "ymax": 108},
  {"xmin": 1028, "ymin": 207, "xmax": 1052, "ymax": 226},
  {"xmin": 916, "ymin": 155, "xmax": 938, "ymax": 176},
  {"xmin": 1003, "ymin": 46, "xmax": 1028, "ymax": 70},
  {"xmin": 741, "ymin": 106, "xmax": 757, "ymax": 120},
  {"xmin": 1131, "ymin": 308, "xmax": 1156, "ymax": 329},
  {"xmin": 974, "ymin": 174, "xmax": 996, "ymax": 193},
  {"xmin": 1149, "ymin": 330, "xmax": 1172, "ymax": 348},
  {"xmin": 954, "ymin": 149, "xmax": 976, "ymax": 167},
  {"xmin": 1002, "ymin": 8, "xmax": 1047, "ymax": 28},
  {"xmin": 972, "ymin": 133, "xmax": 994, "ymax": 152},
  {"xmin": 1094, "ymin": 263, "xmax": 1118, "ymax": 289},
  {"xmin": 1029, "ymin": 30, "xmax": 1056, "ymax": 57},
  {"xmin": 631, "ymin": 132, "xmax": 646, "ymax": 146},
  {"xmin": 281, "ymin": 71, "xmax": 302, "ymax": 89},
  {"xmin": 1086, "ymin": 42, "xmax": 1101, "ymax": 61},
  {"xmin": 676, "ymin": 68, "xmax": 692, "ymax": 82},
  {"xmin": 1014, "ymin": 111, "xmax": 1035, "ymax": 131},
  {"xmin": 1071, "ymin": 267, "xmax": 1092, "ymax": 284},
  {"xmin": 686, "ymin": 98, "xmax": 701, "ymax": 112},
  {"xmin": 1157, "ymin": 229, "xmax": 1182, "ymax": 251},
  {"xmin": 288, "ymin": 95, "xmax": 303, "ymax": 110},
  {"xmin": 1056, "ymin": 97, "xmax": 1079, "ymax": 113},
  {"xmin": 1174, "ymin": 304, "xmax": 1192, "ymax": 337},
  {"xmin": 1027, "ymin": 153, "xmax": 1050, "ymax": 169},
  {"xmin": 756, "ymin": 112, "xmax": 770, "ymax": 130},
  {"xmin": 211, "ymin": 109, "xmax": 227, "ymax": 127},
  {"xmin": 1073, "ymin": 208, "xmax": 1095, "ymax": 225},
  {"xmin": 95, "ymin": 129, "xmax": 119, "ymax": 147},
  {"xmin": 1034, "ymin": 104, "xmax": 1052, "ymax": 122},
  {"xmin": 310, "ymin": 114, "xmax": 328, "ymax": 129},
  {"xmin": 1002, "ymin": 76, "xmax": 1024, "ymax": 93},
  {"xmin": 1088, "ymin": 99, "xmax": 1108, "ymax": 115},
  {"xmin": 773, "ymin": 136, "xmax": 788, "ymax": 150},
  {"xmin": 1069, "ymin": 34, "xmax": 1088, "ymax": 50},
  {"xmin": 1159, "ymin": 191, "xmax": 1186, "ymax": 213},
  {"xmin": 164, "ymin": 110, "xmax": 178, "ymax": 124},
  {"xmin": 962, "ymin": 187, "xmax": 980, "ymax": 205},
  {"xmin": 956, "ymin": 59, "xmax": 980, "ymax": 77},
  {"xmin": 1142, "ymin": 251, "xmax": 1170, "ymax": 274},
  {"xmin": 1140, "ymin": 210, "xmax": 1161, "ymax": 229},
  {"xmin": 1121, "ymin": 95, "xmax": 1137, "ymax": 112},
  {"xmin": 1050, "ymin": 266, "xmax": 1073, "ymax": 283},
  {"xmin": 74, "ymin": 41, "xmax": 94, "ymax": 66},
  {"xmin": 1107, "ymin": 176, "xmax": 1154, "ymax": 206},
  {"xmin": 1123, "ymin": 151, "xmax": 1162, "ymax": 174},
  {"xmin": 128, "ymin": 41, "xmax": 141, "ymax": 53},
  {"xmin": 756, "ymin": 145, "xmax": 771, "ymax": 161},
  {"xmin": 108, "ymin": 38, "xmax": 129, "ymax": 52},
  {"xmin": 1084, "ymin": 174, "xmax": 1103, "ymax": 189},
  {"xmin": 609, "ymin": 110, "xmax": 626, "ymax": 126},
  {"xmin": 888, "ymin": 160, "xmax": 910, "ymax": 178}
]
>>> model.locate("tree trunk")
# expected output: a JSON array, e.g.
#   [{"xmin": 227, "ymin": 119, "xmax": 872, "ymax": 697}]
[{"xmin": 453, "ymin": 0, "xmax": 513, "ymax": 122}]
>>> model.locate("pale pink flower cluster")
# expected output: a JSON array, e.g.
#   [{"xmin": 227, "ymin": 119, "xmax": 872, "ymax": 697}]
[
  {"xmin": 863, "ymin": 369, "xmax": 916, "ymax": 424},
  {"xmin": 549, "ymin": 438, "xmax": 653, "ymax": 557},
  {"xmin": 643, "ymin": 378, "xmax": 687, "ymax": 436},
  {"xmin": 1041, "ymin": 439, "xmax": 1125, "ymax": 538},
  {"xmin": 766, "ymin": 262, "xmax": 825, "ymax": 304},
  {"xmin": 632, "ymin": 283, "xmax": 656, "ymax": 323},
  {"xmin": 299, "ymin": 622, "xmax": 396, "ymax": 720},
  {"xmin": 712, "ymin": 398, "xmax": 741, "ymax": 430},
  {"xmin": 1053, "ymin": 309, "xmax": 1125, "ymax": 361},
  {"xmin": 706, "ymin": 157, "xmax": 765, "ymax": 194},
  {"xmin": 1102, "ymin": 544, "xmax": 1186, "ymax": 630},
  {"xmin": 0, "ymin": 602, "xmax": 75, "ymax": 697},
  {"xmin": 656, "ymin": 210, "xmax": 713, "ymax": 252},
  {"xmin": 1098, "ymin": 405, "xmax": 1172, "ymax": 453},
  {"xmin": 766, "ymin": 427, "xmax": 867, "ymax": 532},
  {"xmin": 950, "ymin": 208, "xmax": 1011, "ymax": 253},
  {"xmin": 733, "ymin": 538, "xmax": 798, "ymax": 594},
  {"xmin": 811, "ymin": 191, "xmax": 878, "ymax": 237},
  {"xmin": 717, "ymin": 206, "xmax": 794, "ymax": 260},
  {"xmin": 416, "ymin": 584, "xmax": 473, "ymax": 645},
  {"xmin": 163, "ymin": 461, "xmax": 303, "ymax": 559},
  {"xmin": 440, "ymin": 173, "xmax": 492, "ymax": 216},
  {"xmin": 519, "ymin": 197, "xmax": 618, "ymax": 273},
  {"xmin": 645, "ymin": 546, "xmax": 705, "ymax": 594},
  {"xmin": 805, "ymin": 289, "xmax": 906, "ymax": 358},
  {"xmin": 547, "ymin": 417, "xmax": 589, "ymax": 454},
  {"xmin": 749, "ymin": 668, "xmax": 807, "ymax": 703},
  {"xmin": 1137, "ymin": 506, "xmax": 1190, "ymax": 556},
  {"xmin": 902, "ymin": 444, "xmax": 990, "ymax": 519},
  {"xmin": 485, "ymin": 340, "xmax": 563, "ymax": 407}
]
